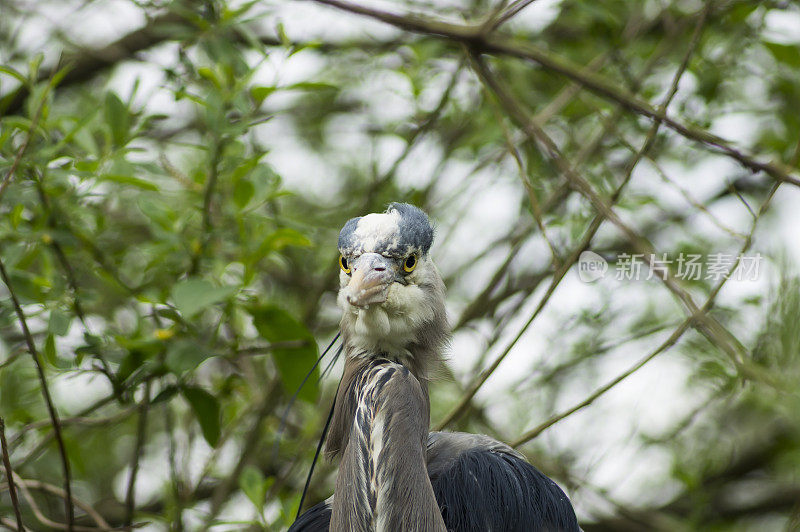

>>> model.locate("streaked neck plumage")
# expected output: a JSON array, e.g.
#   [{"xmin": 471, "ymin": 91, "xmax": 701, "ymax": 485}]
[
  {"xmin": 327, "ymin": 203, "xmax": 449, "ymax": 530},
  {"xmin": 326, "ymin": 257, "xmax": 448, "ymax": 457},
  {"xmin": 327, "ymin": 266, "xmax": 448, "ymax": 531}
]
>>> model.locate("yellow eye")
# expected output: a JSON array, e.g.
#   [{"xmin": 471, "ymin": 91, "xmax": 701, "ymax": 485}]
[
  {"xmin": 339, "ymin": 255, "xmax": 351, "ymax": 274},
  {"xmin": 403, "ymin": 254, "xmax": 417, "ymax": 273}
]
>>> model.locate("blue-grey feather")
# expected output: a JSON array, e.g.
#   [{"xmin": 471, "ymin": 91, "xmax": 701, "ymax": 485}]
[
  {"xmin": 338, "ymin": 203, "xmax": 434, "ymax": 257},
  {"xmin": 290, "ymin": 441, "xmax": 580, "ymax": 532},
  {"xmin": 387, "ymin": 202, "xmax": 434, "ymax": 254},
  {"xmin": 337, "ymin": 216, "xmax": 362, "ymax": 254},
  {"xmin": 429, "ymin": 447, "xmax": 580, "ymax": 532},
  {"xmin": 287, "ymin": 499, "xmax": 331, "ymax": 532}
]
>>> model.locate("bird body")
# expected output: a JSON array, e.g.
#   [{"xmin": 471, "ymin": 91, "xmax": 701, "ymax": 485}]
[{"xmin": 290, "ymin": 204, "xmax": 579, "ymax": 531}]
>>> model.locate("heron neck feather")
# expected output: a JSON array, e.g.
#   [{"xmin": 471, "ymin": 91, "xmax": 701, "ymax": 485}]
[{"xmin": 328, "ymin": 358, "xmax": 446, "ymax": 532}]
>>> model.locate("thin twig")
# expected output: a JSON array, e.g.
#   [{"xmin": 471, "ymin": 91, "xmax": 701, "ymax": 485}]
[
  {"xmin": 8, "ymin": 476, "xmax": 111, "ymax": 530},
  {"xmin": 32, "ymin": 172, "xmax": 115, "ymax": 379},
  {"xmin": 0, "ymin": 418, "xmax": 25, "ymax": 531},
  {"xmin": 471, "ymin": 22, "xmax": 769, "ymax": 384},
  {"xmin": 124, "ymin": 381, "xmax": 151, "ymax": 527},
  {"xmin": 519, "ymin": 320, "xmax": 683, "ymax": 392},
  {"xmin": 0, "ymin": 257, "xmax": 74, "ymax": 530},
  {"xmin": 11, "ymin": 474, "xmax": 138, "ymax": 531},
  {"xmin": 307, "ymin": 0, "xmax": 800, "ymax": 188},
  {"xmin": 512, "ymin": 318, "xmax": 693, "ymax": 447},
  {"xmin": 437, "ymin": 11, "xmax": 711, "ymax": 428},
  {"xmin": 165, "ymin": 406, "xmax": 184, "ymax": 531},
  {"xmin": 480, "ymin": 67, "xmax": 560, "ymax": 264},
  {"xmin": 0, "ymin": 87, "xmax": 47, "ymax": 203},
  {"xmin": 11, "ymin": 394, "xmax": 119, "ymax": 454},
  {"xmin": 484, "ymin": 0, "xmax": 539, "ymax": 32},
  {"xmin": 512, "ymin": 183, "xmax": 780, "ymax": 447},
  {"xmin": 448, "ymin": 15, "xmax": 680, "ymax": 333},
  {"xmin": 11, "ymin": 409, "xmax": 135, "ymax": 441},
  {"xmin": 190, "ymin": 139, "xmax": 224, "ymax": 275}
]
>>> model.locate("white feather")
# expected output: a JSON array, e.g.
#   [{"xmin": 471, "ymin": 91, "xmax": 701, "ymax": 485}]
[
  {"xmin": 353, "ymin": 210, "xmax": 402, "ymax": 253},
  {"xmin": 340, "ymin": 258, "xmax": 437, "ymax": 359}
]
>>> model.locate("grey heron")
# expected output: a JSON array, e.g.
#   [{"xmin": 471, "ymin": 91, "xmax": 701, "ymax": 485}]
[{"xmin": 289, "ymin": 203, "xmax": 579, "ymax": 531}]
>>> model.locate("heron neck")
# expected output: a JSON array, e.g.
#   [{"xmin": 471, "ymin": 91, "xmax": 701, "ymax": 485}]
[
  {"xmin": 329, "ymin": 357, "xmax": 446, "ymax": 531},
  {"xmin": 326, "ymin": 348, "xmax": 430, "ymax": 458}
]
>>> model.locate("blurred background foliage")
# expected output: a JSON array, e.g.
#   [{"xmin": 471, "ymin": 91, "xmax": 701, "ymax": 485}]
[{"xmin": 1, "ymin": 0, "xmax": 799, "ymax": 530}]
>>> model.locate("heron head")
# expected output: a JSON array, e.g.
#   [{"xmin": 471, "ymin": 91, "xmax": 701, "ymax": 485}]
[{"xmin": 337, "ymin": 203, "xmax": 448, "ymax": 364}]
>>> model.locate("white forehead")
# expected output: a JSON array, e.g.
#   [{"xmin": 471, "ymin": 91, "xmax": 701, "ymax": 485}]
[{"xmin": 353, "ymin": 210, "xmax": 402, "ymax": 252}]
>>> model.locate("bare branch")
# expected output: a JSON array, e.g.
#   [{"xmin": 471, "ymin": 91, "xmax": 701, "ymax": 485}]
[
  {"xmin": 11, "ymin": 474, "xmax": 136, "ymax": 531},
  {"xmin": 0, "ymin": 418, "xmax": 25, "ymax": 531},
  {"xmin": 6, "ymin": 476, "xmax": 111, "ymax": 530},
  {"xmin": 470, "ymin": 45, "xmax": 771, "ymax": 386},
  {"xmin": 437, "ymin": 9, "xmax": 718, "ymax": 429},
  {"xmin": 512, "ymin": 183, "xmax": 780, "ymax": 447},
  {"xmin": 0, "ymin": 257, "xmax": 74, "ymax": 530},
  {"xmin": 483, "ymin": 0, "xmax": 540, "ymax": 32},
  {"xmin": 124, "ymin": 381, "xmax": 151, "ymax": 527},
  {"xmin": 307, "ymin": 0, "xmax": 800, "ymax": 188},
  {"xmin": 189, "ymin": 139, "xmax": 224, "ymax": 275}
]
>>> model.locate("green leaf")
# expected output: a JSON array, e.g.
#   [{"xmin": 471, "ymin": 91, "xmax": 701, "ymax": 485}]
[
  {"xmin": 44, "ymin": 334, "xmax": 58, "ymax": 366},
  {"xmin": 182, "ymin": 385, "xmax": 221, "ymax": 447},
  {"xmin": 104, "ymin": 92, "xmax": 130, "ymax": 147},
  {"xmin": 727, "ymin": 3, "xmax": 758, "ymax": 23},
  {"xmin": 10, "ymin": 204, "xmax": 24, "ymax": 229},
  {"xmin": 115, "ymin": 336, "xmax": 162, "ymax": 383},
  {"xmin": 197, "ymin": 66, "xmax": 221, "ymax": 88},
  {"xmin": 763, "ymin": 41, "xmax": 800, "ymax": 68},
  {"xmin": 172, "ymin": 279, "xmax": 237, "ymax": 318},
  {"xmin": 48, "ymin": 309, "xmax": 71, "ymax": 336},
  {"xmin": 286, "ymin": 81, "xmax": 337, "ymax": 92},
  {"xmin": 29, "ymin": 53, "xmax": 43, "ymax": 81},
  {"xmin": 239, "ymin": 465, "xmax": 267, "ymax": 510},
  {"xmin": 233, "ymin": 177, "xmax": 255, "ymax": 209},
  {"xmin": 276, "ymin": 22, "xmax": 291, "ymax": 46},
  {"xmin": 165, "ymin": 340, "xmax": 214, "ymax": 374},
  {"xmin": 152, "ymin": 385, "xmax": 179, "ymax": 404},
  {"xmin": 97, "ymin": 173, "xmax": 159, "ymax": 191},
  {"xmin": 117, "ymin": 348, "xmax": 147, "ymax": 383},
  {"xmin": 0, "ymin": 65, "xmax": 27, "ymax": 85},
  {"xmin": 255, "ymin": 228, "xmax": 311, "ymax": 261},
  {"xmin": 249, "ymin": 305, "xmax": 318, "ymax": 402},
  {"xmin": 250, "ymin": 86, "xmax": 276, "ymax": 105},
  {"xmin": 74, "ymin": 159, "xmax": 100, "ymax": 172}
]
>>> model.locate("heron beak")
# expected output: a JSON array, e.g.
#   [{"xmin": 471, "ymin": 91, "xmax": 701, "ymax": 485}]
[{"xmin": 345, "ymin": 253, "xmax": 394, "ymax": 308}]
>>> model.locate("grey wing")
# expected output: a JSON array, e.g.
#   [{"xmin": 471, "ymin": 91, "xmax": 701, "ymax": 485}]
[
  {"xmin": 289, "ymin": 432, "xmax": 580, "ymax": 532},
  {"xmin": 427, "ymin": 431, "xmax": 580, "ymax": 532},
  {"xmin": 287, "ymin": 497, "xmax": 331, "ymax": 532}
]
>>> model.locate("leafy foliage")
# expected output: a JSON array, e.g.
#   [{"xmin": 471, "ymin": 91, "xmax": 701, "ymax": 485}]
[{"xmin": 0, "ymin": 0, "xmax": 799, "ymax": 530}]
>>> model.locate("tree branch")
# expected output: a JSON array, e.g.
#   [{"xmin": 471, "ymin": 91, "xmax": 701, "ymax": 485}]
[
  {"xmin": 435, "ymin": 13, "xmax": 707, "ymax": 428},
  {"xmin": 0, "ymin": 257, "xmax": 74, "ymax": 530},
  {"xmin": 512, "ymin": 183, "xmax": 779, "ymax": 447},
  {"xmin": 124, "ymin": 381, "xmax": 151, "ymax": 528},
  {"xmin": 471, "ymin": 50, "xmax": 772, "ymax": 386},
  {"xmin": 1, "ymin": 11, "xmax": 184, "ymax": 115},
  {"xmin": 307, "ymin": 0, "xmax": 800, "ymax": 188},
  {"xmin": 0, "ymin": 418, "xmax": 25, "ymax": 531}
]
